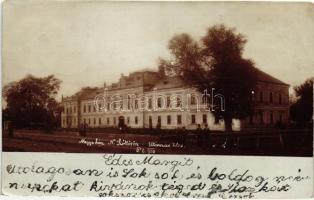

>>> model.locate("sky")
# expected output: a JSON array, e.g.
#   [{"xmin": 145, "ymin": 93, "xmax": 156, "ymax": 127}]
[{"xmin": 3, "ymin": 1, "xmax": 314, "ymax": 99}]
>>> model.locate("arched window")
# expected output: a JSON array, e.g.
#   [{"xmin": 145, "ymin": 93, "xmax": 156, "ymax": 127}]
[{"xmin": 191, "ymin": 94, "xmax": 197, "ymax": 105}]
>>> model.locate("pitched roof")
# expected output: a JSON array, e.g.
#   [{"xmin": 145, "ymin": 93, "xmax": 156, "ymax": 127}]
[
  {"xmin": 77, "ymin": 87, "xmax": 103, "ymax": 100},
  {"xmin": 152, "ymin": 68, "xmax": 289, "ymax": 90},
  {"xmin": 153, "ymin": 76, "xmax": 185, "ymax": 90},
  {"xmin": 63, "ymin": 68, "xmax": 288, "ymax": 101},
  {"xmin": 255, "ymin": 69, "xmax": 289, "ymax": 86}
]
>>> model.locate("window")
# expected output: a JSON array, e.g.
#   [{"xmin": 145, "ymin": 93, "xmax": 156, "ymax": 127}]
[
  {"xmin": 157, "ymin": 116, "xmax": 161, "ymax": 124},
  {"xmin": 107, "ymin": 118, "xmax": 110, "ymax": 124},
  {"xmin": 167, "ymin": 115, "xmax": 171, "ymax": 125},
  {"xmin": 176, "ymin": 97, "xmax": 181, "ymax": 107},
  {"xmin": 107, "ymin": 102, "xmax": 110, "ymax": 111},
  {"xmin": 120, "ymin": 99, "xmax": 124, "ymax": 110},
  {"xmin": 99, "ymin": 118, "xmax": 101, "ymax": 125},
  {"xmin": 269, "ymin": 92, "xmax": 273, "ymax": 104},
  {"xmin": 135, "ymin": 116, "xmax": 138, "ymax": 124},
  {"xmin": 191, "ymin": 115, "xmax": 196, "ymax": 124},
  {"xmin": 88, "ymin": 105, "xmax": 91, "ymax": 113},
  {"xmin": 135, "ymin": 99, "xmax": 139, "ymax": 109},
  {"xmin": 260, "ymin": 112, "xmax": 264, "ymax": 124},
  {"xmin": 127, "ymin": 96, "xmax": 131, "ymax": 110},
  {"xmin": 202, "ymin": 95, "xmax": 207, "ymax": 104},
  {"xmin": 157, "ymin": 97, "xmax": 162, "ymax": 108},
  {"xmin": 259, "ymin": 91, "xmax": 263, "ymax": 103},
  {"xmin": 177, "ymin": 115, "xmax": 182, "ymax": 125},
  {"xmin": 191, "ymin": 95, "xmax": 197, "ymax": 105},
  {"xmin": 127, "ymin": 117, "xmax": 130, "ymax": 124},
  {"xmin": 166, "ymin": 96, "xmax": 171, "ymax": 107},
  {"xmin": 93, "ymin": 105, "xmax": 96, "ymax": 112},
  {"xmin": 279, "ymin": 93, "xmax": 282, "ymax": 104},
  {"xmin": 148, "ymin": 98, "xmax": 153, "ymax": 109},
  {"xmin": 98, "ymin": 102, "xmax": 102, "ymax": 111},
  {"xmin": 202, "ymin": 114, "xmax": 207, "ymax": 124},
  {"xmin": 113, "ymin": 117, "xmax": 116, "ymax": 124},
  {"xmin": 88, "ymin": 118, "xmax": 91, "ymax": 125},
  {"xmin": 149, "ymin": 116, "xmax": 152, "ymax": 127},
  {"xmin": 83, "ymin": 118, "xmax": 86, "ymax": 124}
]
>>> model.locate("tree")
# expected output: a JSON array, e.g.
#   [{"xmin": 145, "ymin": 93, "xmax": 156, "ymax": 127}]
[
  {"xmin": 290, "ymin": 78, "xmax": 313, "ymax": 127},
  {"xmin": 3, "ymin": 74, "xmax": 62, "ymax": 128},
  {"xmin": 159, "ymin": 24, "xmax": 257, "ymax": 131},
  {"xmin": 157, "ymin": 58, "xmax": 167, "ymax": 78}
]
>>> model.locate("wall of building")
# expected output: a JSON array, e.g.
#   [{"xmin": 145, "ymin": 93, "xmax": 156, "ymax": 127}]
[
  {"xmin": 61, "ymin": 84, "xmax": 241, "ymax": 131},
  {"xmin": 61, "ymin": 100, "xmax": 78, "ymax": 128},
  {"xmin": 61, "ymin": 72, "xmax": 289, "ymax": 131},
  {"xmin": 242, "ymin": 82, "xmax": 290, "ymax": 129}
]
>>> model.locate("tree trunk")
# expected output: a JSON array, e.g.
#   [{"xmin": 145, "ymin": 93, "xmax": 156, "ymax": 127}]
[{"xmin": 224, "ymin": 116, "xmax": 233, "ymax": 132}]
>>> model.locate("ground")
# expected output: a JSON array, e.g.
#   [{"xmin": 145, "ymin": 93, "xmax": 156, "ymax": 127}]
[{"xmin": 2, "ymin": 129, "xmax": 313, "ymax": 156}]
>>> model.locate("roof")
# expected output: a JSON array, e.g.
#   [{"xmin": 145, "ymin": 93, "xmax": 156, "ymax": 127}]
[
  {"xmin": 79, "ymin": 88, "xmax": 103, "ymax": 100},
  {"xmin": 153, "ymin": 76, "xmax": 185, "ymax": 90},
  {"xmin": 132, "ymin": 68, "xmax": 157, "ymax": 74},
  {"xmin": 151, "ymin": 68, "xmax": 289, "ymax": 90},
  {"xmin": 62, "ymin": 68, "xmax": 288, "ymax": 102},
  {"xmin": 255, "ymin": 68, "xmax": 289, "ymax": 86}
]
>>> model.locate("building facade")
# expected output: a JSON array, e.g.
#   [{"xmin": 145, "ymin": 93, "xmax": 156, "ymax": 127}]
[{"xmin": 61, "ymin": 69, "xmax": 289, "ymax": 131}]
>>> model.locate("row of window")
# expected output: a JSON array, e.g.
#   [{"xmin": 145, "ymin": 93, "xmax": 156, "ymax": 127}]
[
  {"xmin": 249, "ymin": 111, "xmax": 284, "ymax": 125},
  {"xmin": 255, "ymin": 91, "xmax": 284, "ymax": 104},
  {"xmin": 64, "ymin": 105, "xmax": 77, "ymax": 114},
  {"xmin": 80, "ymin": 94, "xmax": 210, "ymax": 114},
  {"xmin": 156, "ymin": 114, "xmax": 208, "ymax": 125},
  {"xmin": 81, "ymin": 116, "xmax": 140, "ymax": 126},
  {"xmin": 64, "ymin": 91, "xmax": 285, "ymax": 114},
  {"xmin": 63, "ymin": 114, "xmax": 218, "ymax": 127}
]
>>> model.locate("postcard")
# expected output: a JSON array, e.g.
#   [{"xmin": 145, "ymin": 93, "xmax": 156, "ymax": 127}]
[{"xmin": 1, "ymin": 0, "xmax": 313, "ymax": 198}]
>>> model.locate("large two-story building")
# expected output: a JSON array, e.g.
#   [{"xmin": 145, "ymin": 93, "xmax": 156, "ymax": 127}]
[{"xmin": 61, "ymin": 69, "xmax": 289, "ymax": 131}]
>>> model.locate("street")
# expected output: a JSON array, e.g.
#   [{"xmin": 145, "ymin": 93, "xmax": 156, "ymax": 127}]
[{"xmin": 2, "ymin": 129, "xmax": 312, "ymax": 156}]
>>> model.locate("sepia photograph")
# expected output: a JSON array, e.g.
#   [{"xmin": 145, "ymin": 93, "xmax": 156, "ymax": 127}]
[
  {"xmin": 2, "ymin": 1, "xmax": 313, "ymax": 157},
  {"xmin": 1, "ymin": 1, "xmax": 314, "ymax": 198}
]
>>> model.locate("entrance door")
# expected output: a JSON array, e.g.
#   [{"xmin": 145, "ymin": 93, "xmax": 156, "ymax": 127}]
[
  {"xmin": 149, "ymin": 116, "xmax": 152, "ymax": 129},
  {"xmin": 118, "ymin": 116, "xmax": 125, "ymax": 129}
]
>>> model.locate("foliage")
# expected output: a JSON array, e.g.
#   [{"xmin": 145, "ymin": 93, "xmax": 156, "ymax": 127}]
[
  {"xmin": 3, "ymin": 74, "xmax": 62, "ymax": 128},
  {"xmin": 159, "ymin": 24, "xmax": 258, "ymax": 131},
  {"xmin": 290, "ymin": 78, "xmax": 313, "ymax": 127}
]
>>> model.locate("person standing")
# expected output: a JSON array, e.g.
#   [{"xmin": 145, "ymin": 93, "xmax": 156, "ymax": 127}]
[
  {"xmin": 78, "ymin": 123, "xmax": 83, "ymax": 136},
  {"xmin": 83, "ymin": 122, "xmax": 87, "ymax": 137},
  {"xmin": 203, "ymin": 124, "xmax": 210, "ymax": 147},
  {"xmin": 196, "ymin": 124, "xmax": 202, "ymax": 146}
]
